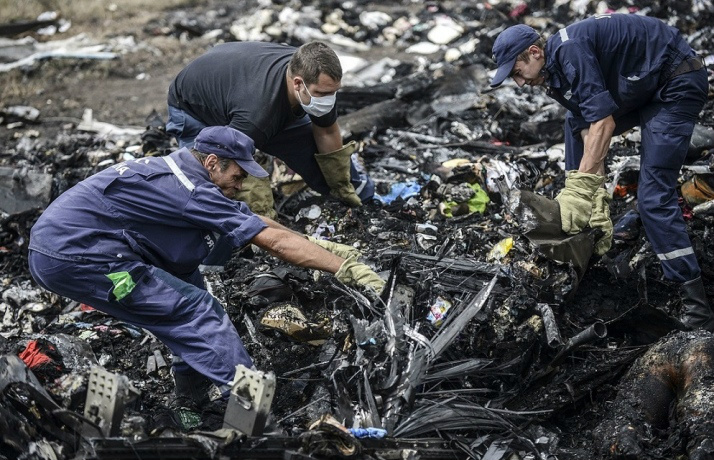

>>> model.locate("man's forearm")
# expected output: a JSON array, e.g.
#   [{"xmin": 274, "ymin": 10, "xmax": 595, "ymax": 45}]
[
  {"xmin": 578, "ymin": 115, "xmax": 616, "ymax": 175},
  {"xmin": 312, "ymin": 122, "xmax": 343, "ymax": 153},
  {"xmin": 259, "ymin": 215, "xmax": 298, "ymax": 234},
  {"xmin": 251, "ymin": 227, "xmax": 343, "ymax": 273}
]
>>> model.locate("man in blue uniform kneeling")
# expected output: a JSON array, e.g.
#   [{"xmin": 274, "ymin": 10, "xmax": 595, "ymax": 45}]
[
  {"xmin": 28, "ymin": 126, "xmax": 384, "ymax": 424},
  {"xmin": 490, "ymin": 14, "xmax": 712, "ymax": 330}
]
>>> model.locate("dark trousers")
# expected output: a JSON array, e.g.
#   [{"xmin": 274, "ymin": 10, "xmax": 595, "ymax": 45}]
[
  {"xmin": 28, "ymin": 250, "xmax": 252, "ymax": 387},
  {"xmin": 563, "ymin": 67, "xmax": 709, "ymax": 282}
]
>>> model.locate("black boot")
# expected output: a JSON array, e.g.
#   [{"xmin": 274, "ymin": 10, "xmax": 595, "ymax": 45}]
[
  {"xmin": 679, "ymin": 277, "xmax": 714, "ymax": 332},
  {"xmin": 173, "ymin": 367, "xmax": 214, "ymax": 407}
]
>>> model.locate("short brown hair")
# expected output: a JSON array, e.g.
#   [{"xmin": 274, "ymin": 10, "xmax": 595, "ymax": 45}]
[
  {"xmin": 517, "ymin": 37, "xmax": 546, "ymax": 62},
  {"xmin": 288, "ymin": 41, "xmax": 342, "ymax": 85},
  {"xmin": 191, "ymin": 148, "xmax": 232, "ymax": 171}
]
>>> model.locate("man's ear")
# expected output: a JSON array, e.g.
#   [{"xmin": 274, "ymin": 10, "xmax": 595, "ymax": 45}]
[
  {"xmin": 204, "ymin": 154, "xmax": 218, "ymax": 169},
  {"xmin": 530, "ymin": 45, "xmax": 543, "ymax": 59},
  {"xmin": 291, "ymin": 75, "xmax": 303, "ymax": 91}
]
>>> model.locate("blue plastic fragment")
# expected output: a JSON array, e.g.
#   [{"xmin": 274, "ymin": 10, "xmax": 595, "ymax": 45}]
[
  {"xmin": 348, "ymin": 427, "xmax": 388, "ymax": 439},
  {"xmin": 374, "ymin": 181, "xmax": 421, "ymax": 204}
]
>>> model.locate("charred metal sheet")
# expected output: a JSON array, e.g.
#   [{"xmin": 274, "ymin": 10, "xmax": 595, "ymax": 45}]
[
  {"xmin": 0, "ymin": 166, "xmax": 53, "ymax": 214},
  {"xmin": 508, "ymin": 190, "xmax": 562, "ymax": 241},
  {"xmin": 382, "ymin": 250, "xmax": 501, "ymax": 275},
  {"xmin": 0, "ymin": 354, "xmax": 93, "ymax": 450},
  {"xmin": 508, "ymin": 189, "xmax": 595, "ymax": 279},
  {"xmin": 429, "ymin": 275, "xmax": 498, "ymax": 361},
  {"xmin": 86, "ymin": 435, "xmax": 472, "ymax": 460},
  {"xmin": 0, "ymin": 353, "xmax": 53, "ymax": 396},
  {"xmin": 423, "ymin": 358, "xmax": 493, "ymax": 383},
  {"xmin": 84, "ymin": 366, "xmax": 140, "ymax": 437},
  {"xmin": 223, "ymin": 364, "xmax": 276, "ymax": 436}
]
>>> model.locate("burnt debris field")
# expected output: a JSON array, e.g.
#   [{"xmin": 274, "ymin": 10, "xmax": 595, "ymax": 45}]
[{"xmin": 2, "ymin": 0, "xmax": 714, "ymax": 459}]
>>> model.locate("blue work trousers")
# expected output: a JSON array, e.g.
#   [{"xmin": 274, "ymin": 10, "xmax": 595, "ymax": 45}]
[
  {"xmin": 28, "ymin": 250, "xmax": 252, "ymax": 386},
  {"xmin": 165, "ymin": 105, "xmax": 374, "ymax": 201},
  {"xmin": 563, "ymin": 67, "xmax": 709, "ymax": 282}
]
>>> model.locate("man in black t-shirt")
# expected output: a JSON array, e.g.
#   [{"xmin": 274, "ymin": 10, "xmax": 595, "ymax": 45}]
[{"xmin": 167, "ymin": 41, "xmax": 374, "ymax": 213}]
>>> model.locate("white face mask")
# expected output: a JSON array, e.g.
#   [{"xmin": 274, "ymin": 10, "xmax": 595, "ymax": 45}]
[{"xmin": 296, "ymin": 81, "xmax": 336, "ymax": 117}]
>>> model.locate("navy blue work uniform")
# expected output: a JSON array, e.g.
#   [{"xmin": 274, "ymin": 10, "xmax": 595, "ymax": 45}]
[
  {"xmin": 166, "ymin": 41, "xmax": 373, "ymax": 201},
  {"xmin": 28, "ymin": 148, "xmax": 267, "ymax": 388},
  {"xmin": 543, "ymin": 14, "xmax": 708, "ymax": 282}
]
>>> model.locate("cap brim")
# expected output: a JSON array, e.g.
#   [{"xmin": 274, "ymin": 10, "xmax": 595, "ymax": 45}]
[
  {"xmin": 490, "ymin": 57, "xmax": 517, "ymax": 87},
  {"xmin": 236, "ymin": 159, "xmax": 269, "ymax": 178}
]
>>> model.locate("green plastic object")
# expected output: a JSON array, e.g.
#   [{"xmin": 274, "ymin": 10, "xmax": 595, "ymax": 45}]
[{"xmin": 106, "ymin": 271, "xmax": 136, "ymax": 301}]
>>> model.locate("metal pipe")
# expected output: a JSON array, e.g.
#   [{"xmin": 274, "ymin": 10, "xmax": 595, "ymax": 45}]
[
  {"xmin": 566, "ymin": 321, "xmax": 607, "ymax": 350},
  {"xmin": 551, "ymin": 322, "xmax": 608, "ymax": 367}
]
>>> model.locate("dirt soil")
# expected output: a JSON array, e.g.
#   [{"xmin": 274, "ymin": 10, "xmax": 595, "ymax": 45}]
[{"xmin": 1, "ymin": 14, "xmax": 205, "ymax": 141}]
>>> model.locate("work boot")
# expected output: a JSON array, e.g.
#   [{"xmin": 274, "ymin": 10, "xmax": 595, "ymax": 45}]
[
  {"xmin": 173, "ymin": 368, "xmax": 214, "ymax": 407},
  {"xmin": 679, "ymin": 277, "xmax": 714, "ymax": 332},
  {"xmin": 197, "ymin": 399, "xmax": 228, "ymax": 431}
]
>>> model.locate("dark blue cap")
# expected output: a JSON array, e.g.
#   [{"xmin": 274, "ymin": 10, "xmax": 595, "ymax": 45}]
[
  {"xmin": 194, "ymin": 126, "xmax": 268, "ymax": 178},
  {"xmin": 490, "ymin": 24, "xmax": 540, "ymax": 87}
]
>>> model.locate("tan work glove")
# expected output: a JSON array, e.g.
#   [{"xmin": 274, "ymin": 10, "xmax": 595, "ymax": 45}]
[
  {"xmin": 314, "ymin": 141, "xmax": 362, "ymax": 207},
  {"xmin": 307, "ymin": 236, "xmax": 362, "ymax": 259},
  {"xmin": 335, "ymin": 257, "xmax": 385, "ymax": 294},
  {"xmin": 235, "ymin": 175, "xmax": 276, "ymax": 219},
  {"xmin": 555, "ymin": 171, "xmax": 605, "ymax": 234},
  {"xmin": 589, "ymin": 187, "xmax": 613, "ymax": 255}
]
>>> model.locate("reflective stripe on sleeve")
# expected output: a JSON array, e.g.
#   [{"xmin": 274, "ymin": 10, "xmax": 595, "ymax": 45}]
[
  {"xmin": 163, "ymin": 156, "xmax": 195, "ymax": 191},
  {"xmin": 559, "ymin": 28, "xmax": 569, "ymax": 42}
]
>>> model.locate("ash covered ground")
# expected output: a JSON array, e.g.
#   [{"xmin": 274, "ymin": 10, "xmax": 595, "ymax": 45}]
[{"xmin": 1, "ymin": 1, "xmax": 714, "ymax": 459}]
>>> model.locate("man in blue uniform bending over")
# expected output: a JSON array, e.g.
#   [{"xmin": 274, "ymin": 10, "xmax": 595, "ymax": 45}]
[
  {"xmin": 28, "ymin": 126, "xmax": 384, "ymax": 412},
  {"xmin": 167, "ymin": 41, "xmax": 374, "ymax": 215},
  {"xmin": 490, "ymin": 14, "xmax": 712, "ymax": 330}
]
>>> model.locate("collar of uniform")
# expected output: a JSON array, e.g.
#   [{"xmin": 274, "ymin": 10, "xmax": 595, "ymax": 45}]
[
  {"xmin": 543, "ymin": 37, "xmax": 563, "ymax": 90},
  {"xmin": 171, "ymin": 147, "xmax": 211, "ymax": 182}
]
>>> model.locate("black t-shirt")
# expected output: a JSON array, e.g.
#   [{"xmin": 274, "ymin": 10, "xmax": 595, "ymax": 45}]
[{"xmin": 167, "ymin": 41, "xmax": 337, "ymax": 149}]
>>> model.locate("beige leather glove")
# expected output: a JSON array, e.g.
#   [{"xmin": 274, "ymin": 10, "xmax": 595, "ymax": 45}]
[
  {"xmin": 234, "ymin": 175, "xmax": 276, "ymax": 219},
  {"xmin": 307, "ymin": 236, "xmax": 362, "ymax": 259},
  {"xmin": 314, "ymin": 141, "xmax": 361, "ymax": 207},
  {"xmin": 589, "ymin": 188, "xmax": 613, "ymax": 255},
  {"xmin": 555, "ymin": 171, "xmax": 605, "ymax": 234},
  {"xmin": 335, "ymin": 257, "xmax": 385, "ymax": 294}
]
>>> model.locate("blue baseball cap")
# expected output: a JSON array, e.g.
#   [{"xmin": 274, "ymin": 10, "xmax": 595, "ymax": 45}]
[
  {"xmin": 194, "ymin": 126, "xmax": 268, "ymax": 178},
  {"xmin": 490, "ymin": 24, "xmax": 540, "ymax": 87}
]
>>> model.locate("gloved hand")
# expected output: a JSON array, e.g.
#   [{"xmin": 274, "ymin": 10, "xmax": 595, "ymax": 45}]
[
  {"xmin": 235, "ymin": 175, "xmax": 276, "ymax": 218},
  {"xmin": 589, "ymin": 187, "xmax": 612, "ymax": 255},
  {"xmin": 555, "ymin": 171, "xmax": 605, "ymax": 234},
  {"xmin": 335, "ymin": 257, "xmax": 385, "ymax": 294},
  {"xmin": 314, "ymin": 141, "xmax": 362, "ymax": 207},
  {"xmin": 307, "ymin": 236, "xmax": 362, "ymax": 259}
]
